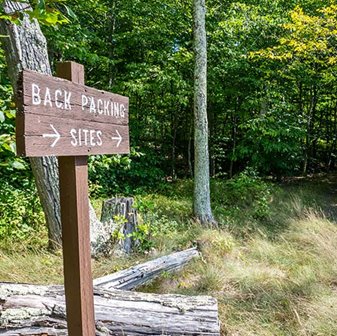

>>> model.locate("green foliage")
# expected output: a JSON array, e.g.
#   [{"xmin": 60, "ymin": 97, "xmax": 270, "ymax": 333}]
[
  {"xmin": 0, "ymin": 0, "xmax": 73, "ymax": 26},
  {"xmin": 212, "ymin": 168, "xmax": 273, "ymax": 221},
  {"xmin": 237, "ymin": 103, "xmax": 305, "ymax": 176},
  {"xmin": 0, "ymin": 49, "xmax": 30, "ymax": 180},
  {"xmin": 88, "ymin": 147, "xmax": 165, "ymax": 197},
  {"xmin": 4, "ymin": 0, "xmax": 337, "ymax": 250},
  {"xmin": 0, "ymin": 179, "xmax": 46, "ymax": 248},
  {"xmin": 131, "ymin": 196, "xmax": 181, "ymax": 252},
  {"xmin": 0, "ymin": 43, "xmax": 45, "ymax": 250},
  {"xmin": 131, "ymin": 197, "xmax": 157, "ymax": 252}
]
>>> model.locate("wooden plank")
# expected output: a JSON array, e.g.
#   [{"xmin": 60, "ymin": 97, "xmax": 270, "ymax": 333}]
[
  {"xmin": 19, "ymin": 113, "xmax": 129, "ymax": 157},
  {"xmin": 57, "ymin": 62, "xmax": 95, "ymax": 336},
  {"xmin": 0, "ymin": 283, "xmax": 220, "ymax": 336},
  {"xmin": 16, "ymin": 67, "xmax": 129, "ymax": 157}
]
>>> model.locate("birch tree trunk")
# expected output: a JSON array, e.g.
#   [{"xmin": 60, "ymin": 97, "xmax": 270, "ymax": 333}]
[
  {"xmin": 0, "ymin": 0, "xmax": 62, "ymax": 248},
  {"xmin": 193, "ymin": 0, "xmax": 215, "ymax": 225}
]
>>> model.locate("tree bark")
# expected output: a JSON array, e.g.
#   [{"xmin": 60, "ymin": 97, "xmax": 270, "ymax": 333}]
[
  {"xmin": 193, "ymin": 0, "xmax": 215, "ymax": 225},
  {"xmin": 0, "ymin": 283, "xmax": 220, "ymax": 336},
  {"xmin": 0, "ymin": 0, "xmax": 61, "ymax": 248},
  {"xmin": 100, "ymin": 197, "xmax": 138, "ymax": 254},
  {"xmin": 0, "ymin": 1, "xmax": 105, "ymax": 251}
]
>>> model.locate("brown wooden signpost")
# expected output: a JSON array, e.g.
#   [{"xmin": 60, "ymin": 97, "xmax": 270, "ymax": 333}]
[
  {"xmin": 17, "ymin": 66, "xmax": 129, "ymax": 157},
  {"xmin": 16, "ymin": 61, "xmax": 130, "ymax": 336}
]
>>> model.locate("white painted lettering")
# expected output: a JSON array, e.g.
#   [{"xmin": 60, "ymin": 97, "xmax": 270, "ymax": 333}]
[
  {"xmin": 83, "ymin": 129, "xmax": 89, "ymax": 146},
  {"xmin": 44, "ymin": 87, "xmax": 52, "ymax": 107},
  {"xmin": 64, "ymin": 91, "xmax": 72, "ymax": 110},
  {"xmin": 70, "ymin": 129, "xmax": 78, "ymax": 146},
  {"xmin": 120, "ymin": 104, "xmax": 125, "ymax": 118},
  {"xmin": 104, "ymin": 100, "xmax": 110, "ymax": 115},
  {"xmin": 89, "ymin": 98, "xmax": 96, "ymax": 113},
  {"xmin": 70, "ymin": 128, "xmax": 103, "ymax": 147},
  {"xmin": 81, "ymin": 95, "xmax": 88, "ymax": 110},
  {"xmin": 90, "ymin": 130, "xmax": 96, "ymax": 146},
  {"xmin": 96, "ymin": 130, "xmax": 103, "ymax": 146},
  {"xmin": 110, "ymin": 102, "xmax": 114, "ymax": 116},
  {"xmin": 97, "ymin": 99, "xmax": 103, "ymax": 114},
  {"xmin": 113, "ymin": 102, "xmax": 119, "ymax": 117},
  {"xmin": 55, "ymin": 89, "xmax": 63, "ymax": 109},
  {"xmin": 32, "ymin": 84, "xmax": 41, "ymax": 105}
]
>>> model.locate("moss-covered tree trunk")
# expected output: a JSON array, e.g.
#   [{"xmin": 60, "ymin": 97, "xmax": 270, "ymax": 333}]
[
  {"xmin": 193, "ymin": 0, "xmax": 215, "ymax": 225},
  {"xmin": 0, "ymin": 1, "xmax": 62, "ymax": 248}
]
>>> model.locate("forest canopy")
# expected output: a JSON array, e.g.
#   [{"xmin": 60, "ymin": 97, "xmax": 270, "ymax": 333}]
[{"xmin": 1, "ymin": 0, "xmax": 337, "ymax": 192}]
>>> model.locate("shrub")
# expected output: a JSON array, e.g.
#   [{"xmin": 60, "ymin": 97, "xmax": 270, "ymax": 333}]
[
  {"xmin": 212, "ymin": 168, "xmax": 274, "ymax": 221},
  {"xmin": 0, "ymin": 179, "xmax": 46, "ymax": 248},
  {"xmin": 88, "ymin": 147, "xmax": 165, "ymax": 197}
]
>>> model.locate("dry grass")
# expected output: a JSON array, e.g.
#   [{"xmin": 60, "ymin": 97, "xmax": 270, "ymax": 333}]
[
  {"xmin": 1, "ymin": 179, "xmax": 337, "ymax": 335},
  {"xmin": 0, "ymin": 249, "xmax": 64, "ymax": 284},
  {"xmin": 142, "ymin": 195, "xmax": 337, "ymax": 335}
]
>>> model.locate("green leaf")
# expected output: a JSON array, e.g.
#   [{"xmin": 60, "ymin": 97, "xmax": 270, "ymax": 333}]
[
  {"xmin": 10, "ymin": 143, "xmax": 16, "ymax": 153},
  {"xmin": 12, "ymin": 161, "xmax": 26, "ymax": 170},
  {"xmin": 64, "ymin": 5, "xmax": 77, "ymax": 20},
  {"xmin": 37, "ymin": 0, "xmax": 46, "ymax": 10},
  {"xmin": 45, "ymin": 13, "xmax": 60, "ymax": 25},
  {"xmin": 0, "ymin": 111, "xmax": 4, "ymax": 123}
]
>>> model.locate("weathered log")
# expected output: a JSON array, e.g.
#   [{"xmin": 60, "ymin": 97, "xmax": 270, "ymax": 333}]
[
  {"xmin": 101, "ymin": 197, "xmax": 138, "ymax": 254},
  {"xmin": 0, "ymin": 283, "xmax": 220, "ymax": 335},
  {"xmin": 94, "ymin": 247, "xmax": 199, "ymax": 290}
]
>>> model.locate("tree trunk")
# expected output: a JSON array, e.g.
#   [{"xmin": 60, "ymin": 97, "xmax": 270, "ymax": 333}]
[
  {"xmin": 193, "ymin": 0, "xmax": 215, "ymax": 225},
  {"xmin": 0, "ymin": 283, "xmax": 220, "ymax": 336},
  {"xmin": 0, "ymin": 1, "xmax": 105, "ymax": 252},
  {"xmin": 0, "ymin": 0, "xmax": 61, "ymax": 248},
  {"xmin": 101, "ymin": 197, "xmax": 138, "ymax": 254}
]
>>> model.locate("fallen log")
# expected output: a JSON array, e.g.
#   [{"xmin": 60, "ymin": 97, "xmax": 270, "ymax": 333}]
[
  {"xmin": 0, "ymin": 283, "xmax": 220, "ymax": 335},
  {"xmin": 94, "ymin": 247, "xmax": 199, "ymax": 290}
]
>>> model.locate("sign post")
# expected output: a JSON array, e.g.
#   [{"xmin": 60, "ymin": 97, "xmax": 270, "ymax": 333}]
[
  {"xmin": 16, "ymin": 61, "xmax": 130, "ymax": 336},
  {"xmin": 57, "ymin": 62, "xmax": 94, "ymax": 336}
]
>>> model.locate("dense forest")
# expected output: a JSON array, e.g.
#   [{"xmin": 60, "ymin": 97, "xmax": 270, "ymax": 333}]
[
  {"xmin": 2, "ymin": 1, "xmax": 337, "ymax": 190},
  {"xmin": 2, "ymin": 1, "xmax": 337, "ymax": 335}
]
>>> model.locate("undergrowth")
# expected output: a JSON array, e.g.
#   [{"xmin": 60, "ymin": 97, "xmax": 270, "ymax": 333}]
[{"xmin": 1, "ymin": 173, "xmax": 337, "ymax": 335}]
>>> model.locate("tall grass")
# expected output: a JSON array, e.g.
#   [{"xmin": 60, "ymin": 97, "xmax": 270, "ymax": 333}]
[
  {"xmin": 142, "ymin": 177, "xmax": 337, "ymax": 335},
  {"xmin": 1, "ymin": 175, "xmax": 337, "ymax": 335}
]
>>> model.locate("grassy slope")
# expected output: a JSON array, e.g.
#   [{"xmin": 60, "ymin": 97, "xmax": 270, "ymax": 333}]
[{"xmin": 1, "ymin": 175, "xmax": 337, "ymax": 335}]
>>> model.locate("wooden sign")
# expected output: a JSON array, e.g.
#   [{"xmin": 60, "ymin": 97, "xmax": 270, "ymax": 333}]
[
  {"xmin": 14, "ymin": 62, "xmax": 131, "ymax": 336},
  {"xmin": 16, "ymin": 69, "xmax": 129, "ymax": 157}
]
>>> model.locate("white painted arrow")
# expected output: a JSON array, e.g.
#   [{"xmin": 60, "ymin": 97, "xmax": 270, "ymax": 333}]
[
  {"xmin": 111, "ymin": 130, "xmax": 122, "ymax": 147},
  {"xmin": 42, "ymin": 124, "xmax": 60, "ymax": 148}
]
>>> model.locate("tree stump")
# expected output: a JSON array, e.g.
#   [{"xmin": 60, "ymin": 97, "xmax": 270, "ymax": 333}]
[{"xmin": 101, "ymin": 197, "xmax": 138, "ymax": 254}]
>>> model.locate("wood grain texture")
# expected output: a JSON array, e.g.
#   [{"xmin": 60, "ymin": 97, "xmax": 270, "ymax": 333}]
[
  {"xmin": 57, "ymin": 62, "xmax": 95, "ymax": 336},
  {"xmin": 59, "ymin": 157, "xmax": 95, "ymax": 336},
  {"xmin": 16, "ymin": 69, "xmax": 130, "ymax": 156},
  {"xmin": 0, "ymin": 283, "xmax": 220, "ymax": 336},
  {"xmin": 94, "ymin": 247, "xmax": 199, "ymax": 290}
]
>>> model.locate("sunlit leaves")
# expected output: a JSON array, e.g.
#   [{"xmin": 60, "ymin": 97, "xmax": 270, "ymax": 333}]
[{"xmin": 251, "ymin": 4, "xmax": 337, "ymax": 64}]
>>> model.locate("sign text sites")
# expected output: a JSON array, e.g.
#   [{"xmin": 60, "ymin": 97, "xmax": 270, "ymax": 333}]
[{"xmin": 17, "ymin": 70, "xmax": 129, "ymax": 157}]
